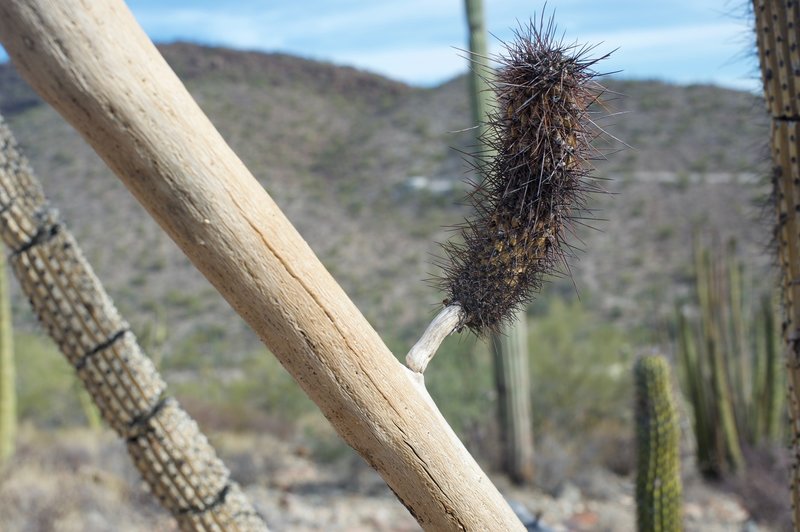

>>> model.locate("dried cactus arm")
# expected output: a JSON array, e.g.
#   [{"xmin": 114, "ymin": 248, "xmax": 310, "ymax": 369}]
[
  {"xmin": 0, "ymin": 1, "xmax": 524, "ymax": 529},
  {"xmin": 0, "ymin": 117, "xmax": 267, "ymax": 531}
]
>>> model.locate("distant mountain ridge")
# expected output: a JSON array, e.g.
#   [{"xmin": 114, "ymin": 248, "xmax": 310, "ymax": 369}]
[{"xmin": 0, "ymin": 42, "xmax": 772, "ymax": 362}]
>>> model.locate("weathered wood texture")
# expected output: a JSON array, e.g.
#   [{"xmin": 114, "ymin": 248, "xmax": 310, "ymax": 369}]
[
  {"xmin": 0, "ymin": 1, "xmax": 523, "ymax": 529},
  {"xmin": 0, "ymin": 116, "xmax": 268, "ymax": 531}
]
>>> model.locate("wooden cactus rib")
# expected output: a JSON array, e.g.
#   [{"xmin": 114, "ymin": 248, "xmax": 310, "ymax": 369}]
[
  {"xmin": 0, "ymin": 1, "xmax": 524, "ymax": 529},
  {"xmin": 0, "ymin": 116, "xmax": 267, "ymax": 531},
  {"xmin": 753, "ymin": 0, "xmax": 800, "ymax": 526}
]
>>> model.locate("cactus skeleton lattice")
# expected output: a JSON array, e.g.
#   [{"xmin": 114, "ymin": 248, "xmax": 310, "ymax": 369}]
[{"xmin": 0, "ymin": 115, "xmax": 267, "ymax": 531}]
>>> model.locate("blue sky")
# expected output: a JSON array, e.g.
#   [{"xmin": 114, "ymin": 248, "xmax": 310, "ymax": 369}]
[{"xmin": 1, "ymin": 1, "xmax": 759, "ymax": 91}]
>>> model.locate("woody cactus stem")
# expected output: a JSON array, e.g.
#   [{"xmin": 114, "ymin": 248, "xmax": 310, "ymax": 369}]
[
  {"xmin": 634, "ymin": 355, "xmax": 683, "ymax": 532},
  {"xmin": 753, "ymin": 0, "xmax": 800, "ymax": 525},
  {"xmin": 0, "ymin": 115, "xmax": 267, "ymax": 531},
  {"xmin": 0, "ymin": 245, "xmax": 14, "ymax": 464}
]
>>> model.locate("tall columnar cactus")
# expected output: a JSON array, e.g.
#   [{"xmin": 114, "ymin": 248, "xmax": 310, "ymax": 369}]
[
  {"xmin": 0, "ymin": 115, "xmax": 267, "ymax": 531},
  {"xmin": 0, "ymin": 246, "xmax": 15, "ymax": 464},
  {"xmin": 752, "ymin": 1, "xmax": 800, "ymax": 524},
  {"xmin": 491, "ymin": 322, "xmax": 535, "ymax": 483},
  {"xmin": 692, "ymin": 243, "xmax": 743, "ymax": 473},
  {"xmin": 676, "ymin": 238, "xmax": 782, "ymax": 477},
  {"xmin": 634, "ymin": 354, "xmax": 683, "ymax": 532},
  {"xmin": 464, "ymin": 0, "xmax": 535, "ymax": 484}
]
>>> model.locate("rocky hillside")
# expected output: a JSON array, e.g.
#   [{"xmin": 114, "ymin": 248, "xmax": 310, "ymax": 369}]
[{"xmin": 0, "ymin": 42, "xmax": 772, "ymax": 362}]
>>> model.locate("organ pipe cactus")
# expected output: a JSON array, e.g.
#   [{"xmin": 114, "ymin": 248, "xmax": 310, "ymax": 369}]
[
  {"xmin": 675, "ymin": 238, "xmax": 782, "ymax": 477},
  {"xmin": 634, "ymin": 354, "xmax": 683, "ymax": 532},
  {"xmin": 0, "ymin": 115, "xmax": 267, "ymax": 531}
]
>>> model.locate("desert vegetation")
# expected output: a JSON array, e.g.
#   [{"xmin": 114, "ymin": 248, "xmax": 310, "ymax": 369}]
[{"xmin": 0, "ymin": 0, "xmax": 793, "ymax": 531}]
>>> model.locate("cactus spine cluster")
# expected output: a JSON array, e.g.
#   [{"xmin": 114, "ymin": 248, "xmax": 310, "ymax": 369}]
[
  {"xmin": 634, "ymin": 354, "xmax": 683, "ymax": 532},
  {"xmin": 752, "ymin": 0, "xmax": 800, "ymax": 523},
  {"xmin": 439, "ymin": 15, "xmax": 607, "ymax": 334},
  {"xmin": 0, "ymin": 115, "xmax": 267, "ymax": 531},
  {"xmin": 0, "ymin": 245, "xmax": 14, "ymax": 464}
]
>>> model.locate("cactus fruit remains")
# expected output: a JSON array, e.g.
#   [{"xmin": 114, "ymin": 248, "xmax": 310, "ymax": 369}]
[{"xmin": 634, "ymin": 354, "xmax": 683, "ymax": 532}]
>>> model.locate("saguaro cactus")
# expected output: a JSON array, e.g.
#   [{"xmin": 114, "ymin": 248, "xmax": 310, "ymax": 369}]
[
  {"xmin": 752, "ymin": 0, "xmax": 800, "ymax": 525},
  {"xmin": 0, "ymin": 246, "xmax": 14, "ymax": 464},
  {"xmin": 0, "ymin": 115, "xmax": 267, "ymax": 531},
  {"xmin": 464, "ymin": 0, "xmax": 535, "ymax": 484},
  {"xmin": 634, "ymin": 354, "xmax": 683, "ymax": 532}
]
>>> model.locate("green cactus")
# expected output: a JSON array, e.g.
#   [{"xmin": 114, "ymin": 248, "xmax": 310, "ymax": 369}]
[
  {"xmin": 491, "ymin": 322, "xmax": 535, "ymax": 483},
  {"xmin": 634, "ymin": 354, "xmax": 683, "ymax": 532},
  {"xmin": 464, "ymin": 0, "xmax": 535, "ymax": 483},
  {"xmin": 693, "ymin": 243, "xmax": 743, "ymax": 473},
  {"xmin": 676, "ymin": 237, "xmax": 783, "ymax": 478},
  {"xmin": 0, "ymin": 247, "xmax": 15, "ymax": 464}
]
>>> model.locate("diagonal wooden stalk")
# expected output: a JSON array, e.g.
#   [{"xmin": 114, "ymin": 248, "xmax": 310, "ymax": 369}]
[
  {"xmin": 0, "ymin": 1, "xmax": 523, "ymax": 529},
  {"xmin": 0, "ymin": 115, "xmax": 268, "ymax": 531}
]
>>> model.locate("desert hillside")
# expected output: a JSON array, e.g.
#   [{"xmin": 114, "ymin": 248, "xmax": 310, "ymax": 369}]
[{"xmin": 0, "ymin": 42, "xmax": 786, "ymax": 531}]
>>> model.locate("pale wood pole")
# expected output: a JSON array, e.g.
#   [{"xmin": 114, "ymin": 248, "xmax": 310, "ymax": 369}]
[{"xmin": 0, "ymin": 1, "xmax": 523, "ymax": 530}]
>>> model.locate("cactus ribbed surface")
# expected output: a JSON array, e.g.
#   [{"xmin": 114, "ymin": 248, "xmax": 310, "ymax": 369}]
[
  {"xmin": 464, "ymin": 0, "xmax": 535, "ymax": 483},
  {"xmin": 753, "ymin": 0, "xmax": 800, "ymax": 525},
  {"xmin": 465, "ymin": 0, "xmax": 492, "ymax": 145},
  {"xmin": 677, "ymin": 238, "xmax": 783, "ymax": 478},
  {"xmin": 693, "ymin": 244, "xmax": 744, "ymax": 473},
  {"xmin": 0, "ymin": 115, "xmax": 267, "ymax": 531},
  {"xmin": 0, "ymin": 245, "xmax": 14, "ymax": 464},
  {"xmin": 491, "ymin": 324, "xmax": 535, "ymax": 483},
  {"xmin": 634, "ymin": 355, "xmax": 683, "ymax": 532}
]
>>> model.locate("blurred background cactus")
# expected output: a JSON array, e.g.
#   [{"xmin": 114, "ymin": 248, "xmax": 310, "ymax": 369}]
[
  {"xmin": 463, "ymin": 0, "xmax": 535, "ymax": 484},
  {"xmin": 0, "ymin": 248, "xmax": 15, "ymax": 464},
  {"xmin": 634, "ymin": 354, "xmax": 683, "ymax": 532},
  {"xmin": 674, "ymin": 235, "xmax": 783, "ymax": 477}
]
